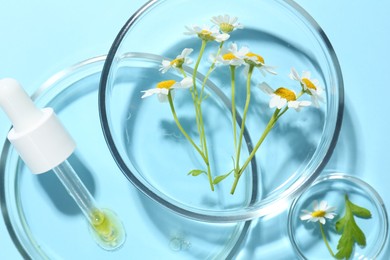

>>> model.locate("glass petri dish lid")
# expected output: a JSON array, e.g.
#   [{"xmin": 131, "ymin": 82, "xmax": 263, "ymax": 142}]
[
  {"xmin": 288, "ymin": 173, "xmax": 388, "ymax": 259},
  {"xmin": 99, "ymin": 0, "xmax": 344, "ymax": 222},
  {"xmin": 0, "ymin": 56, "xmax": 248, "ymax": 259}
]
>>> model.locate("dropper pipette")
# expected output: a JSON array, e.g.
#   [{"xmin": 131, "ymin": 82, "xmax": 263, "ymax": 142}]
[{"xmin": 0, "ymin": 78, "xmax": 126, "ymax": 250}]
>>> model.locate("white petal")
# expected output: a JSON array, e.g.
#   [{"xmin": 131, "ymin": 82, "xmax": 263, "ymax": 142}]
[
  {"xmin": 161, "ymin": 60, "xmax": 170, "ymax": 66},
  {"xmin": 258, "ymin": 82, "xmax": 274, "ymax": 95},
  {"xmin": 237, "ymin": 46, "xmax": 250, "ymax": 57},
  {"xmin": 210, "ymin": 16, "xmax": 220, "ymax": 25},
  {"xmin": 159, "ymin": 60, "xmax": 171, "ymax": 73},
  {"xmin": 141, "ymin": 88, "xmax": 161, "ymax": 98},
  {"xmin": 302, "ymin": 70, "xmax": 311, "ymax": 79},
  {"xmin": 313, "ymin": 200, "xmax": 319, "ymax": 211},
  {"xmin": 230, "ymin": 59, "xmax": 244, "ymax": 66},
  {"xmin": 181, "ymin": 48, "xmax": 193, "ymax": 57},
  {"xmin": 300, "ymin": 100, "xmax": 312, "ymax": 107},
  {"xmin": 224, "ymin": 14, "xmax": 230, "ymax": 23},
  {"xmin": 229, "ymin": 43, "xmax": 238, "ymax": 53},
  {"xmin": 215, "ymin": 33, "xmax": 230, "ymax": 42},
  {"xmin": 319, "ymin": 217, "xmax": 326, "ymax": 225},
  {"xmin": 289, "ymin": 67, "xmax": 300, "ymax": 81},
  {"xmin": 214, "ymin": 54, "xmax": 224, "ymax": 64},
  {"xmin": 289, "ymin": 100, "xmax": 311, "ymax": 111},
  {"xmin": 160, "ymin": 88, "xmax": 169, "ymax": 95},
  {"xmin": 312, "ymin": 79, "xmax": 320, "ymax": 87},
  {"xmin": 270, "ymin": 95, "xmax": 286, "ymax": 109},
  {"xmin": 277, "ymin": 97, "xmax": 287, "ymax": 109},
  {"xmin": 325, "ymin": 213, "xmax": 335, "ymax": 219},
  {"xmin": 319, "ymin": 200, "xmax": 328, "ymax": 210},
  {"xmin": 311, "ymin": 96, "xmax": 321, "ymax": 108},
  {"xmin": 184, "ymin": 25, "xmax": 196, "ymax": 35},
  {"xmin": 258, "ymin": 67, "xmax": 267, "ymax": 77},
  {"xmin": 194, "ymin": 25, "xmax": 204, "ymax": 32},
  {"xmin": 300, "ymin": 213, "xmax": 312, "ymax": 221},
  {"xmin": 179, "ymin": 77, "xmax": 193, "ymax": 88},
  {"xmin": 209, "ymin": 26, "xmax": 219, "ymax": 34},
  {"xmin": 157, "ymin": 93, "xmax": 169, "ymax": 102},
  {"xmin": 288, "ymin": 101, "xmax": 299, "ymax": 109},
  {"xmin": 264, "ymin": 65, "xmax": 277, "ymax": 75},
  {"xmin": 185, "ymin": 58, "xmax": 193, "ymax": 65},
  {"xmin": 230, "ymin": 16, "xmax": 238, "ymax": 24}
]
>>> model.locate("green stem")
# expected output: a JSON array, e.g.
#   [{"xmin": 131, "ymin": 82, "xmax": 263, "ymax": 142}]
[
  {"xmin": 197, "ymin": 102, "xmax": 214, "ymax": 191},
  {"xmin": 167, "ymin": 92, "xmax": 207, "ymax": 164},
  {"xmin": 179, "ymin": 67, "xmax": 202, "ymax": 141},
  {"xmin": 319, "ymin": 222, "xmax": 335, "ymax": 257},
  {"xmin": 230, "ymin": 89, "xmax": 308, "ymax": 194},
  {"xmin": 192, "ymin": 40, "xmax": 207, "ymax": 100},
  {"xmin": 179, "ymin": 67, "xmax": 187, "ymax": 78},
  {"xmin": 189, "ymin": 40, "xmax": 214, "ymax": 191},
  {"xmin": 192, "ymin": 40, "xmax": 207, "ymax": 150},
  {"xmin": 230, "ymin": 65, "xmax": 237, "ymax": 153},
  {"xmin": 231, "ymin": 108, "xmax": 280, "ymax": 194},
  {"xmin": 199, "ymin": 41, "xmax": 224, "ymax": 99},
  {"xmin": 234, "ymin": 65, "xmax": 254, "ymax": 176}
]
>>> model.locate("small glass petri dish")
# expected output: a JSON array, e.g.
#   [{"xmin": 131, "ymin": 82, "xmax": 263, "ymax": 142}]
[
  {"xmin": 0, "ymin": 56, "xmax": 249, "ymax": 259},
  {"xmin": 288, "ymin": 173, "xmax": 388, "ymax": 259},
  {"xmin": 99, "ymin": 0, "xmax": 344, "ymax": 222}
]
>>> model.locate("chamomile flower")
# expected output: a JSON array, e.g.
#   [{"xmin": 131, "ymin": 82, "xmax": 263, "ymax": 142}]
[
  {"xmin": 289, "ymin": 67, "xmax": 324, "ymax": 107},
  {"xmin": 259, "ymin": 82, "xmax": 311, "ymax": 110},
  {"xmin": 184, "ymin": 25, "xmax": 230, "ymax": 42},
  {"xmin": 300, "ymin": 200, "xmax": 337, "ymax": 225},
  {"xmin": 141, "ymin": 77, "xmax": 193, "ymax": 102},
  {"xmin": 160, "ymin": 48, "xmax": 193, "ymax": 73},
  {"xmin": 243, "ymin": 52, "xmax": 277, "ymax": 76},
  {"xmin": 211, "ymin": 14, "xmax": 244, "ymax": 33},
  {"xmin": 215, "ymin": 43, "xmax": 248, "ymax": 66}
]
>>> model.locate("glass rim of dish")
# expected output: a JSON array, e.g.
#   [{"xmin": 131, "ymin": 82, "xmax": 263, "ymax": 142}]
[
  {"xmin": 98, "ymin": 0, "xmax": 345, "ymax": 222},
  {"xmin": 287, "ymin": 173, "xmax": 389, "ymax": 259}
]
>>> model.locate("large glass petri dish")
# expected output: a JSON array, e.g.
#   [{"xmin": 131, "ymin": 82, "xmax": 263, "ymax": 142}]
[
  {"xmin": 0, "ymin": 56, "xmax": 248, "ymax": 259},
  {"xmin": 99, "ymin": 0, "xmax": 344, "ymax": 222}
]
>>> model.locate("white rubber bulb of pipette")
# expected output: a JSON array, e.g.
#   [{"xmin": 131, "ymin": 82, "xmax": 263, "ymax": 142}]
[
  {"xmin": 0, "ymin": 78, "xmax": 76, "ymax": 174},
  {"xmin": 0, "ymin": 78, "xmax": 44, "ymax": 131}
]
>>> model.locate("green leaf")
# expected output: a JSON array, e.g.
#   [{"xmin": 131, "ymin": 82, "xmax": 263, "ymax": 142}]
[
  {"xmin": 213, "ymin": 170, "xmax": 234, "ymax": 185},
  {"xmin": 187, "ymin": 169, "xmax": 206, "ymax": 177},
  {"xmin": 349, "ymin": 201, "xmax": 372, "ymax": 218},
  {"xmin": 334, "ymin": 195, "xmax": 372, "ymax": 259},
  {"xmin": 335, "ymin": 217, "xmax": 346, "ymax": 233}
]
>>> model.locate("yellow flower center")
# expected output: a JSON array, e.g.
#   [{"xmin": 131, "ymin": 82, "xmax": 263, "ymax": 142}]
[
  {"xmin": 222, "ymin": 53, "xmax": 237, "ymax": 60},
  {"xmin": 220, "ymin": 23, "xmax": 234, "ymax": 33},
  {"xmin": 302, "ymin": 78, "xmax": 317, "ymax": 90},
  {"xmin": 156, "ymin": 80, "xmax": 176, "ymax": 89},
  {"xmin": 170, "ymin": 58, "xmax": 184, "ymax": 67},
  {"xmin": 274, "ymin": 87, "xmax": 296, "ymax": 101},
  {"xmin": 198, "ymin": 30, "xmax": 215, "ymax": 41},
  {"xmin": 200, "ymin": 29, "xmax": 211, "ymax": 35},
  {"xmin": 311, "ymin": 210, "xmax": 326, "ymax": 218},
  {"xmin": 246, "ymin": 52, "xmax": 265, "ymax": 64}
]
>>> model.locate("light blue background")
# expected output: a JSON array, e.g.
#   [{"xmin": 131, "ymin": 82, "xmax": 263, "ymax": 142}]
[{"xmin": 1, "ymin": 0, "xmax": 389, "ymax": 258}]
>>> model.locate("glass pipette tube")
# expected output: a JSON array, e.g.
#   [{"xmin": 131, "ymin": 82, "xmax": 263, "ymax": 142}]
[{"xmin": 53, "ymin": 159, "xmax": 126, "ymax": 250}]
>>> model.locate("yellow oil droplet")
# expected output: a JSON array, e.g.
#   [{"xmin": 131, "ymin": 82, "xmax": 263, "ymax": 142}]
[{"xmin": 89, "ymin": 209, "xmax": 126, "ymax": 250}]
